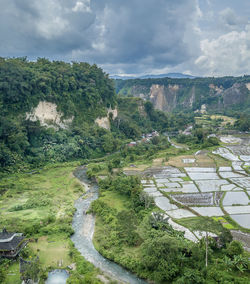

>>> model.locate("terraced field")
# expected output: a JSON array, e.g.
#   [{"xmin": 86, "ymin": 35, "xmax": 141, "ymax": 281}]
[{"xmin": 140, "ymin": 135, "xmax": 250, "ymax": 249}]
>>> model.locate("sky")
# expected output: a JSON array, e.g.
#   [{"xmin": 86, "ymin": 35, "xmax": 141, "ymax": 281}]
[{"xmin": 0, "ymin": 0, "xmax": 249, "ymax": 77}]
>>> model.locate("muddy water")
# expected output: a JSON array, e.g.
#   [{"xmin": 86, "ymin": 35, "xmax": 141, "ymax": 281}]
[{"xmin": 71, "ymin": 166, "xmax": 146, "ymax": 284}]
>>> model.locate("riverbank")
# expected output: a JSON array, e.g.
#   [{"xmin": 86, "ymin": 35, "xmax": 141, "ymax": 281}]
[
  {"xmin": 0, "ymin": 162, "xmax": 101, "ymax": 283},
  {"xmin": 72, "ymin": 166, "xmax": 147, "ymax": 284}
]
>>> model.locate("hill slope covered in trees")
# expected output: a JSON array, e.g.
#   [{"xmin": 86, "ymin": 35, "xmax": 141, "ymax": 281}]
[{"xmin": 0, "ymin": 58, "xmax": 194, "ymax": 173}]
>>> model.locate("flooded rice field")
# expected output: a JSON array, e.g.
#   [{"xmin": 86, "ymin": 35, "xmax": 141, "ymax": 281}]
[
  {"xmin": 230, "ymin": 214, "xmax": 250, "ymax": 229},
  {"xmin": 140, "ymin": 137, "xmax": 250, "ymax": 233},
  {"xmin": 196, "ymin": 179, "xmax": 229, "ymax": 192},
  {"xmin": 127, "ymin": 134, "xmax": 250, "ymax": 248},
  {"xmin": 171, "ymin": 192, "xmax": 223, "ymax": 206},
  {"xmin": 229, "ymin": 177, "xmax": 250, "ymax": 189},
  {"xmin": 224, "ymin": 205, "xmax": 250, "ymax": 214},
  {"xmin": 223, "ymin": 191, "xmax": 249, "ymax": 206},
  {"xmin": 190, "ymin": 206, "xmax": 224, "ymax": 217},
  {"xmin": 141, "ymin": 164, "xmax": 249, "ymax": 221}
]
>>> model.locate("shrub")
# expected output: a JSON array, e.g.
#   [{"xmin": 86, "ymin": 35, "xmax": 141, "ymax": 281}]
[{"xmin": 226, "ymin": 240, "xmax": 244, "ymax": 258}]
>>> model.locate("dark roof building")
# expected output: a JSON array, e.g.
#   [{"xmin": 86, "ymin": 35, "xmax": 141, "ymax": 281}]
[{"xmin": 0, "ymin": 228, "xmax": 27, "ymax": 258}]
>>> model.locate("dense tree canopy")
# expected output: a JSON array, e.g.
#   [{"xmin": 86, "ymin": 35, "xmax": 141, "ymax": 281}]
[{"xmin": 0, "ymin": 58, "xmax": 195, "ymax": 173}]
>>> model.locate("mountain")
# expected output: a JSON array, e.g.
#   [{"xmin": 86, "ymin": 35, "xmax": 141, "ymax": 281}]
[
  {"xmin": 110, "ymin": 75, "xmax": 137, "ymax": 80},
  {"xmin": 115, "ymin": 76, "xmax": 250, "ymax": 113},
  {"xmin": 110, "ymin": 72, "xmax": 196, "ymax": 80},
  {"xmin": 139, "ymin": 73, "xmax": 196, "ymax": 79}
]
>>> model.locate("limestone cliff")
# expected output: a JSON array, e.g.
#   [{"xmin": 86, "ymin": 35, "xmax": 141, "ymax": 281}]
[
  {"xmin": 95, "ymin": 107, "xmax": 118, "ymax": 130},
  {"xmin": 26, "ymin": 101, "xmax": 73, "ymax": 129}
]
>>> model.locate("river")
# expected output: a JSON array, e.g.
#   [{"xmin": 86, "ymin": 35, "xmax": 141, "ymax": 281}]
[{"xmin": 71, "ymin": 166, "xmax": 147, "ymax": 284}]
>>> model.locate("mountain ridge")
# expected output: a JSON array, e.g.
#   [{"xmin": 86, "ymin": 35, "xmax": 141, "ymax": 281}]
[
  {"xmin": 115, "ymin": 76, "xmax": 250, "ymax": 113},
  {"xmin": 110, "ymin": 72, "xmax": 196, "ymax": 80}
]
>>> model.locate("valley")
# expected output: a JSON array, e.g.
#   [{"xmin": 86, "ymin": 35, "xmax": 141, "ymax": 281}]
[
  {"xmin": 1, "ymin": 0, "xmax": 250, "ymax": 282},
  {"xmin": 0, "ymin": 58, "xmax": 249, "ymax": 283}
]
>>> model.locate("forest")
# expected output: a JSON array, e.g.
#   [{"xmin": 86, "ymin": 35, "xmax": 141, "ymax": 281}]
[{"xmin": 0, "ymin": 57, "xmax": 194, "ymax": 173}]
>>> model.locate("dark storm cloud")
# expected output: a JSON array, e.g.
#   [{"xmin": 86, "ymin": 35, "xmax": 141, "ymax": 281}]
[
  {"xmin": 85, "ymin": 0, "xmax": 199, "ymax": 73},
  {"xmin": 0, "ymin": 0, "xmax": 96, "ymax": 56},
  {"xmin": 0, "ymin": 0, "xmax": 199, "ymax": 73}
]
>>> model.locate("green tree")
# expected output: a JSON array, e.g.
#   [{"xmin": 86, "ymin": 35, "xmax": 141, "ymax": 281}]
[{"xmin": 226, "ymin": 240, "xmax": 244, "ymax": 258}]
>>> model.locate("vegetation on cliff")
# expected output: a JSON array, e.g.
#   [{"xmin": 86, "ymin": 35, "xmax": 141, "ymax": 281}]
[
  {"xmin": 0, "ymin": 58, "xmax": 194, "ymax": 173},
  {"xmin": 115, "ymin": 75, "xmax": 250, "ymax": 113}
]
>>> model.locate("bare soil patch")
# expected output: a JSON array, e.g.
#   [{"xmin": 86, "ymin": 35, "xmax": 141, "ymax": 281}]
[{"xmin": 166, "ymin": 154, "xmax": 215, "ymax": 168}]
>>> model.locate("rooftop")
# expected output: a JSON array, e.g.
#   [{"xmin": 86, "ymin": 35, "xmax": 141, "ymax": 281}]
[
  {"xmin": 0, "ymin": 236, "xmax": 25, "ymax": 251},
  {"xmin": 0, "ymin": 228, "xmax": 15, "ymax": 241},
  {"xmin": 0, "ymin": 228, "xmax": 25, "ymax": 252}
]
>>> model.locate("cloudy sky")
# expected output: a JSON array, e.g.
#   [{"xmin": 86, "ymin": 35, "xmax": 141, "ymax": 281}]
[{"xmin": 0, "ymin": 0, "xmax": 249, "ymax": 76}]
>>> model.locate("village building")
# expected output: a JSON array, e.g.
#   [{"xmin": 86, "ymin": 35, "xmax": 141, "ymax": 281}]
[
  {"xmin": 0, "ymin": 228, "xmax": 27, "ymax": 258},
  {"xmin": 128, "ymin": 141, "xmax": 137, "ymax": 147}
]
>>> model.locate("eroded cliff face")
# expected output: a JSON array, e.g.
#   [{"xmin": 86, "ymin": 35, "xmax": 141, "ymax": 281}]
[
  {"xmin": 150, "ymin": 84, "xmax": 180, "ymax": 112},
  {"xmin": 119, "ymin": 80, "xmax": 250, "ymax": 112},
  {"xmin": 26, "ymin": 101, "xmax": 74, "ymax": 129},
  {"xmin": 222, "ymin": 83, "xmax": 248, "ymax": 107},
  {"xmin": 95, "ymin": 107, "xmax": 118, "ymax": 130},
  {"xmin": 150, "ymin": 85, "xmax": 166, "ymax": 111},
  {"xmin": 245, "ymin": 83, "xmax": 250, "ymax": 91}
]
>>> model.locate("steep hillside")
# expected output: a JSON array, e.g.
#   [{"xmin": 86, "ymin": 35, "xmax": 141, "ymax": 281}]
[
  {"xmin": 115, "ymin": 76, "xmax": 250, "ymax": 113},
  {"xmin": 0, "ymin": 58, "xmax": 194, "ymax": 173},
  {"xmin": 0, "ymin": 58, "xmax": 120, "ymax": 171}
]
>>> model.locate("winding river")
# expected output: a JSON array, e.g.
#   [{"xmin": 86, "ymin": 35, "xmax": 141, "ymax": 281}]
[{"xmin": 71, "ymin": 166, "xmax": 146, "ymax": 284}]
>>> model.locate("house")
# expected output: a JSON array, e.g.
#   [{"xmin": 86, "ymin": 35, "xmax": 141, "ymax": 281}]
[
  {"xmin": 0, "ymin": 228, "xmax": 27, "ymax": 258},
  {"xmin": 128, "ymin": 141, "xmax": 137, "ymax": 147},
  {"xmin": 152, "ymin": 130, "xmax": 159, "ymax": 137}
]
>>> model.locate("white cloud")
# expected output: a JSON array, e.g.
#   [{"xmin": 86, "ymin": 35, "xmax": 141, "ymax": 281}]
[
  {"xmin": 34, "ymin": 1, "xmax": 69, "ymax": 39},
  {"xmin": 36, "ymin": 16, "xmax": 69, "ymax": 39},
  {"xmin": 195, "ymin": 0, "xmax": 203, "ymax": 18},
  {"xmin": 0, "ymin": 0, "xmax": 249, "ymax": 76},
  {"xmin": 195, "ymin": 24, "xmax": 250, "ymax": 76},
  {"xmin": 72, "ymin": 0, "xmax": 91, "ymax": 13}
]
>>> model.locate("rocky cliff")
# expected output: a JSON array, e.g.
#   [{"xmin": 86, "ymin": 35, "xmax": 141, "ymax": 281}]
[{"xmin": 116, "ymin": 76, "xmax": 250, "ymax": 113}]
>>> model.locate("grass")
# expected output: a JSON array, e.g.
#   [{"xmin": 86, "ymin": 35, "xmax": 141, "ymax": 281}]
[
  {"xmin": 194, "ymin": 114, "xmax": 236, "ymax": 130},
  {"xmin": 182, "ymin": 176, "xmax": 192, "ymax": 181},
  {"xmin": 169, "ymin": 138, "xmax": 189, "ymax": 149},
  {"xmin": 210, "ymin": 115, "xmax": 236, "ymax": 126},
  {"xmin": 0, "ymin": 161, "xmax": 88, "ymax": 282},
  {"xmin": 123, "ymin": 163, "xmax": 151, "ymax": 172},
  {"xmin": 99, "ymin": 190, "xmax": 129, "ymax": 212},
  {"xmin": 92, "ymin": 189, "xmax": 144, "ymax": 268},
  {"xmin": 208, "ymin": 153, "xmax": 232, "ymax": 167},
  {"xmin": 177, "ymin": 216, "xmax": 226, "ymax": 235},
  {"xmin": 0, "ymin": 162, "xmax": 84, "ymax": 232},
  {"xmin": 166, "ymin": 153, "xmax": 215, "ymax": 168},
  {"xmin": 122, "ymin": 146, "xmax": 186, "ymax": 173},
  {"xmin": 29, "ymin": 236, "xmax": 71, "ymax": 267},
  {"xmin": 152, "ymin": 158, "xmax": 165, "ymax": 166},
  {"xmin": 212, "ymin": 217, "xmax": 236, "ymax": 230},
  {"xmin": 4, "ymin": 262, "xmax": 21, "ymax": 284}
]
